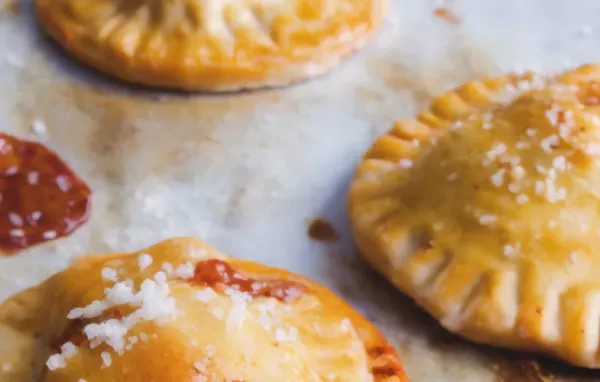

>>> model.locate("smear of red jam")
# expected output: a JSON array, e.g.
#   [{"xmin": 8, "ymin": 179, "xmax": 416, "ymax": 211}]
[
  {"xmin": 0, "ymin": 133, "xmax": 92, "ymax": 253},
  {"xmin": 192, "ymin": 259, "xmax": 305, "ymax": 303},
  {"xmin": 369, "ymin": 346, "xmax": 406, "ymax": 378}
]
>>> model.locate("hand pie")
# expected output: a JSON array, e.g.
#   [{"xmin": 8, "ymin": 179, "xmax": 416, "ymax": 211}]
[
  {"xmin": 35, "ymin": 0, "xmax": 385, "ymax": 91},
  {"xmin": 349, "ymin": 64, "xmax": 600, "ymax": 368},
  {"xmin": 0, "ymin": 237, "xmax": 407, "ymax": 381}
]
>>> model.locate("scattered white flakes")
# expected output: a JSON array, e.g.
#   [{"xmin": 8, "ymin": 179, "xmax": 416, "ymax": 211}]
[
  {"xmin": 535, "ymin": 180, "xmax": 545, "ymax": 195},
  {"xmin": 46, "ymin": 342, "xmax": 79, "ymax": 371},
  {"xmin": 63, "ymin": 270, "xmax": 179, "ymax": 360},
  {"xmin": 481, "ymin": 113, "xmax": 493, "ymax": 130},
  {"xmin": 161, "ymin": 262, "xmax": 174, "ymax": 275},
  {"xmin": 139, "ymin": 332, "xmax": 149, "ymax": 343},
  {"xmin": 9, "ymin": 229, "xmax": 24, "ymax": 237},
  {"xmin": 516, "ymin": 194, "xmax": 529, "ymax": 205},
  {"xmin": 540, "ymin": 135, "xmax": 559, "ymax": 153},
  {"xmin": 1, "ymin": 363, "xmax": 11, "ymax": 372},
  {"xmin": 194, "ymin": 361, "xmax": 207, "ymax": 373},
  {"xmin": 507, "ymin": 183, "xmax": 519, "ymax": 193},
  {"xmin": 43, "ymin": 230, "xmax": 57, "ymax": 239},
  {"xmin": 548, "ymin": 220, "xmax": 557, "ymax": 228},
  {"xmin": 78, "ymin": 379, "xmax": 88, "ymax": 382},
  {"xmin": 486, "ymin": 143, "xmax": 507, "ymax": 160},
  {"xmin": 535, "ymin": 165, "xmax": 548, "ymax": 175},
  {"xmin": 56, "ymin": 175, "xmax": 71, "ymax": 192},
  {"xmin": 275, "ymin": 326, "xmax": 299, "ymax": 342},
  {"xmin": 585, "ymin": 142, "xmax": 600, "ymax": 155},
  {"xmin": 340, "ymin": 319, "xmax": 353, "ymax": 333},
  {"xmin": 196, "ymin": 288, "xmax": 218, "ymax": 303},
  {"xmin": 8, "ymin": 212, "xmax": 23, "ymax": 227},
  {"xmin": 101, "ymin": 267, "xmax": 119, "ymax": 282},
  {"xmin": 545, "ymin": 104, "xmax": 560, "ymax": 126},
  {"xmin": 61, "ymin": 342, "xmax": 79, "ymax": 358},
  {"xmin": 46, "ymin": 354, "xmax": 66, "ymax": 371},
  {"xmin": 510, "ymin": 166, "xmax": 526, "ymax": 180},
  {"xmin": 85, "ymin": 319, "xmax": 128, "ymax": 352},
  {"xmin": 138, "ymin": 253, "xmax": 153, "ymax": 270},
  {"xmin": 503, "ymin": 244, "xmax": 519, "ymax": 258},
  {"xmin": 490, "ymin": 169, "xmax": 506, "ymax": 187},
  {"xmin": 552, "ymin": 156, "xmax": 567, "ymax": 171},
  {"xmin": 27, "ymin": 171, "xmax": 39, "ymax": 185},
  {"xmin": 4, "ymin": 166, "xmax": 18, "ymax": 176},
  {"xmin": 68, "ymin": 300, "xmax": 110, "ymax": 319},
  {"xmin": 31, "ymin": 119, "xmax": 47, "ymax": 136},
  {"xmin": 526, "ymin": 128, "xmax": 537, "ymax": 137},
  {"xmin": 478, "ymin": 214, "xmax": 497, "ymax": 225},
  {"xmin": 447, "ymin": 172, "xmax": 458, "ymax": 181},
  {"xmin": 101, "ymin": 352, "xmax": 112, "ymax": 368},
  {"xmin": 544, "ymin": 180, "xmax": 567, "ymax": 203},
  {"xmin": 31, "ymin": 210, "xmax": 42, "ymax": 221},
  {"xmin": 173, "ymin": 262, "xmax": 194, "ymax": 279},
  {"xmin": 515, "ymin": 140, "xmax": 530, "ymax": 150},
  {"xmin": 499, "ymin": 155, "xmax": 520, "ymax": 166},
  {"xmin": 398, "ymin": 159, "xmax": 413, "ymax": 168},
  {"xmin": 224, "ymin": 288, "xmax": 251, "ymax": 330}
]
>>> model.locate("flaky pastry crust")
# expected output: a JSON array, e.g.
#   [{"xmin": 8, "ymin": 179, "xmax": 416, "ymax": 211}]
[
  {"xmin": 0, "ymin": 237, "xmax": 406, "ymax": 381},
  {"xmin": 35, "ymin": 0, "xmax": 385, "ymax": 91},
  {"xmin": 349, "ymin": 64, "xmax": 600, "ymax": 368}
]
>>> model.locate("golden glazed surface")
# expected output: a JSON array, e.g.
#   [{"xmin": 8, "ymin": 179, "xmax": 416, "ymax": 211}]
[
  {"xmin": 348, "ymin": 64, "xmax": 600, "ymax": 368},
  {"xmin": 35, "ymin": 0, "xmax": 385, "ymax": 91},
  {"xmin": 0, "ymin": 237, "xmax": 406, "ymax": 381}
]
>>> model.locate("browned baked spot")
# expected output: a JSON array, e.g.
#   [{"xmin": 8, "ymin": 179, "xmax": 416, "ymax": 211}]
[
  {"xmin": 308, "ymin": 218, "xmax": 339, "ymax": 242},
  {"xmin": 192, "ymin": 259, "xmax": 306, "ymax": 303},
  {"xmin": 0, "ymin": 133, "xmax": 92, "ymax": 254},
  {"xmin": 369, "ymin": 345, "xmax": 406, "ymax": 379},
  {"xmin": 433, "ymin": 7, "xmax": 461, "ymax": 25}
]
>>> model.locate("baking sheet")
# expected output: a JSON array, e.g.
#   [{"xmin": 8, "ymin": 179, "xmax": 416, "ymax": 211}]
[{"xmin": 2, "ymin": 0, "xmax": 600, "ymax": 380}]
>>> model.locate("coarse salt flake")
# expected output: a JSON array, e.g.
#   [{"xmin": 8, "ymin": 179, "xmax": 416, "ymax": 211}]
[
  {"xmin": 8, "ymin": 212, "xmax": 23, "ymax": 227},
  {"xmin": 490, "ymin": 169, "xmax": 505, "ymax": 187},
  {"xmin": 398, "ymin": 159, "xmax": 413, "ymax": 168},
  {"xmin": 479, "ymin": 215, "xmax": 497, "ymax": 225},
  {"xmin": 516, "ymin": 194, "xmax": 529, "ymax": 205},
  {"xmin": 173, "ymin": 262, "xmax": 194, "ymax": 279},
  {"xmin": 101, "ymin": 352, "xmax": 112, "ymax": 367},
  {"xmin": 9, "ymin": 229, "xmax": 24, "ymax": 237},
  {"xmin": 196, "ymin": 288, "xmax": 218, "ymax": 303},
  {"xmin": 101, "ymin": 267, "xmax": 119, "ymax": 282},
  {"xmin": 32, "ymin": 119, "xmax": 47, "ymax": 135},
  {"xmin": 27, "ymin": 171, "xmax": 39, "ymax": 185},
  {"xmin": 275, "ymin": 326, "xmax": 299, "ymax": 342},
  {"xmin": 138, "ymin": 254, "xmax": 153, "ymax": 270},
  {"xmin": 43, "ymin": 230, "xmax": 57, "ymax": 239}
]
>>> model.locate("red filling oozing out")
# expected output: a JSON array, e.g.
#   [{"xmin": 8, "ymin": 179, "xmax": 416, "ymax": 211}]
[
  {"xmin": 192, "ymin": 259, "xmax": 305, "ymax": 303},
  {"xmin": 0, "ymin": 133, "xmax": 92, "ymax": 253}
]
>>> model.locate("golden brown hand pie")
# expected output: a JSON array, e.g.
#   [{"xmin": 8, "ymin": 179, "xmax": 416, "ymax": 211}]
[
  {"xmin": 0, "ymin": 237, "xmax": 407, "ymax": 381},
  {"xmin": 349, "ymin": 64, "xmax": 600, "ymax": 368},
  {"xmin": 35, "ymin": 0, "xmax": 385, "ymax": 91}
]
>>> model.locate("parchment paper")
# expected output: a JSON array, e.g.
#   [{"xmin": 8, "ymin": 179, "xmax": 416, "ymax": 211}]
[{"xmin": 2, "ymin": 0, "xmax": 600, "ymax": 380}]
